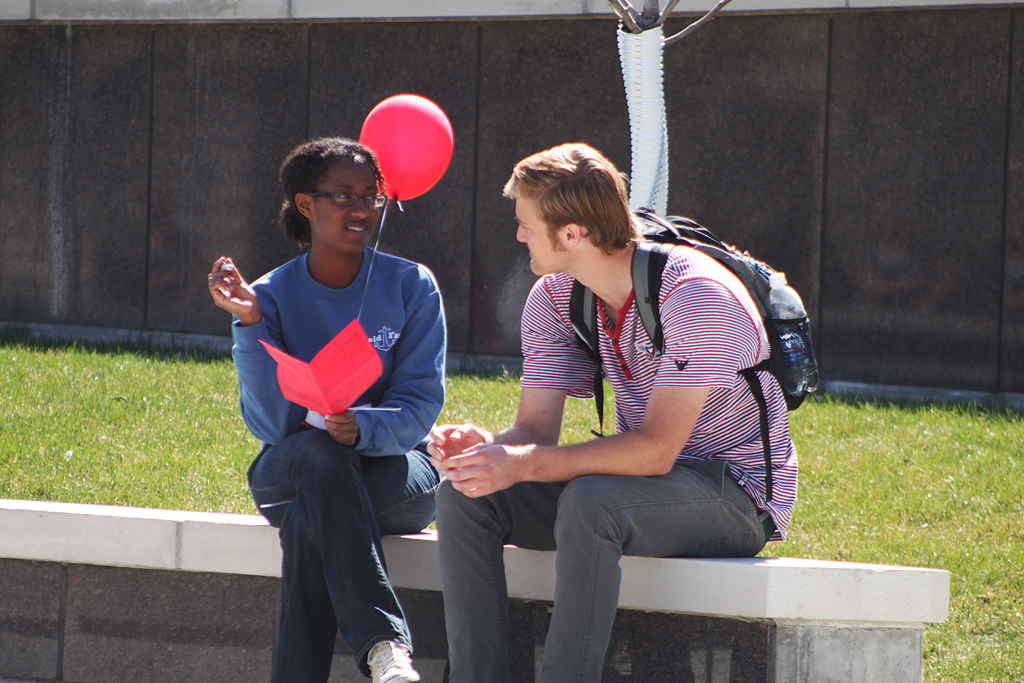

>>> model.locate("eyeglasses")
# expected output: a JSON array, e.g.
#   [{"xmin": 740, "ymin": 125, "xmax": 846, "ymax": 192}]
[{"xmin": 307, "ymin": 192, "xmax": 388, "ymax": 209}]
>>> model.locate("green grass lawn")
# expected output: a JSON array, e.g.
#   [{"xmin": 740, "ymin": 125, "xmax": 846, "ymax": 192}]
[{"xmin": 1, "ymin": 329, "xmax": 1021, "ymax": 682}]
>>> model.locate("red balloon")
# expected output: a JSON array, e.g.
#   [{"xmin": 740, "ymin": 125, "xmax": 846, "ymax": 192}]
[{"xmin": 360, "ymin": 94, "xmax": 454, "ymax": 201}]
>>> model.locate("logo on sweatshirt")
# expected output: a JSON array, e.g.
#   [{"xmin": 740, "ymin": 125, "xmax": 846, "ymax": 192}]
[
  {"xmin": 369, "ymin": 325, "xmax": 400, "ymax": 352},
  {"xmin": 674, "ymin": 358, "xmax": 689, "ymax": 372}
]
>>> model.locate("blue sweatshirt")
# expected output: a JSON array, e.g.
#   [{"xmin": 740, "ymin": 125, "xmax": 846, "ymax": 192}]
[{"xmin": 231, "ymin": 249, "xmax": 446, "ymax": 455}]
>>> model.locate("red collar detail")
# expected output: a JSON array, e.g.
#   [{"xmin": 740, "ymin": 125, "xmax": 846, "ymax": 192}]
[{"xmin": 597, "ymin": 289, "xmax": 636, "ymax": 341}]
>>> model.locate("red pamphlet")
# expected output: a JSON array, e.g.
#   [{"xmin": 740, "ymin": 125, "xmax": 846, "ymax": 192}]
[{"xmin": 259, "ymin": 319, "xmax": 383, "ymax": 415}]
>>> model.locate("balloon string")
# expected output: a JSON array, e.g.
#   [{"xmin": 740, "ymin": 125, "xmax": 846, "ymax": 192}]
[{"xmin": 356, "ymin": 199, "xmax": 390, "ymax": 324}]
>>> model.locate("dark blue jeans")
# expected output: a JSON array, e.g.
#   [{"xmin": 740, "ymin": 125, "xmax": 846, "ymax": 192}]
[{"xmin": 249, "ymin": 429, "xmax": 440, "ymax": 683}]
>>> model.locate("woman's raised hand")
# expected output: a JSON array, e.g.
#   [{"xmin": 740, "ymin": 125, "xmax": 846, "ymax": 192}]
[{"xmin": 207, "ymin": 256, "xmax": 262, "ymax": 326}]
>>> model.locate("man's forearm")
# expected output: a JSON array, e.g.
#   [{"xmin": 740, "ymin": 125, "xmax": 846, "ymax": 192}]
[
  {"xmin": 507, "ymin": 427, "xmax": 680, "ymax": 484},
  {"xmin": 491, "ymin": 423, "xmax": 559, "ymax": 448},
  {"xmin": 494, "ymin": 385, "xmax": 711, "ymax": 484}
]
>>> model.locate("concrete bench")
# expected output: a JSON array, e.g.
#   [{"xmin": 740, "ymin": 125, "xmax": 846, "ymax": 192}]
[{"xmin": 0, "ymin": 498, "xmax": 949, "ymax": 683}]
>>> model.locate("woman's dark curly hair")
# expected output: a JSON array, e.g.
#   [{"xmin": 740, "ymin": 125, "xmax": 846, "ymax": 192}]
[{"xmin": 278, "ymin": 137, "xmax": 387, "ymax": 248}]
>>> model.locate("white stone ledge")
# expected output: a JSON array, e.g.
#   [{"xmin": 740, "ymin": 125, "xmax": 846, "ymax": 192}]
[
  {"xmin": 32, "ymin": 0, "xmax": 292, "ymax": 21},
  {"xmin": 3, "ymin": 0, "xmax": 1020, "ymax": 22},
  {"xmin": 0, "ymin": 498, "xmax": 281, "ymax": 576},
  {"xmin": 0, "ymin": 499, "xmax": 949, "ymax": 626},
  {"xmin": 0, "ymin": 1, "xmax": 31, "ymax": 21}
]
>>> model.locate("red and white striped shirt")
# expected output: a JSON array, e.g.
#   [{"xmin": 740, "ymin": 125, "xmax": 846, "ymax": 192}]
[{"xmin": 521, "ymin": 245, "xmax": 797, "ymax": 540}]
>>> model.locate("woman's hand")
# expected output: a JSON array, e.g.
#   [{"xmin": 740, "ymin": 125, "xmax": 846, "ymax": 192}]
[
  {"xmin": 324, "ymin": 411, "xmax": 360, "ymax": 446},
  {"xmin": 208, "ymin": 256, "xmax": 261, "ymax": 326}
]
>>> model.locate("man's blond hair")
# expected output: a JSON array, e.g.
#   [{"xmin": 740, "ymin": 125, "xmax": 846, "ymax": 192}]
[{"xmin": 503, "ymin": 143, "xmax": 640, "ymax": 253}]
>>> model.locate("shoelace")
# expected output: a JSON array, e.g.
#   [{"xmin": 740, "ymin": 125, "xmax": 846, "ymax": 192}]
[{"xmin": 369, "ymin": 641, "xmax": 415, "ymax": 683}]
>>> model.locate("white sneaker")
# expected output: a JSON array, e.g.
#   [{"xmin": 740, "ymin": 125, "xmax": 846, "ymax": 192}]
[{"xmin": 368, "ymin": 640, "xmax": 420, "ymax": 683}]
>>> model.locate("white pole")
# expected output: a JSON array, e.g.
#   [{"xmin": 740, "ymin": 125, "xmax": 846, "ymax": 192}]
[
  {"xmin": 610, "ymin": 0, "xmax": 734, "ymax": 215},
  {"xmin": 618, "ymin": 26, "xmax": 668, "ymax": 215}
]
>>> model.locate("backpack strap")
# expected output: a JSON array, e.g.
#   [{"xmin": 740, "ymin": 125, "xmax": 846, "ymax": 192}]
[
  {"xmin": 569, "ymin": 280, "xmax": 605, "ymax": 436},
  {"xmin": 738, "ymin": 360, "xmax": 773, "ymax": 502},
  {"xmin": 635, "ymin": 220, "xmax": 777, "ymax": 501},
  {"xmin": 569, "ymin": 280, "xmax": 597, "ymax": 357},
  {"xmin": 631, "ymin": 241, "xmax": 675, "ymax": 354}
]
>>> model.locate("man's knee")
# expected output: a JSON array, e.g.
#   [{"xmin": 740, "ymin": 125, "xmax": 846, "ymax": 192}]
[
  {"xmin": 554, "ymin": 476, "xmax": 620, "ymax": 535},
  {"xmin": 436, "ymin": 480, "xmax": 509, "ymax": 541},
  {"xmin": 435, "ymin": 478, "xmax": 457, "ymax": 509},
  {"xmin": 435, "ymin": 479, "xmax": 476, "ymax": 524}
]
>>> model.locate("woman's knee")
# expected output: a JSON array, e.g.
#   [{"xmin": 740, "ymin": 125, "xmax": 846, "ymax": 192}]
[
  {"xmin": 287, "ymin": 430, "xmax": 358, "ymax": 480},
  {"xmin": 377, "ymin": 489, "xmax": 437, "ymax": 536}
]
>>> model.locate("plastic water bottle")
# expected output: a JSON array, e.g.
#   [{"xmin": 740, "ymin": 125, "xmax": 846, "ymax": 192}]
[{"xmin": 767, "ymin": 272, "xmax": 818, "ymax": 396}]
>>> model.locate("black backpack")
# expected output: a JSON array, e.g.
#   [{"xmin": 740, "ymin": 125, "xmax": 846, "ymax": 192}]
[{"xmin": 567, "ymin": 208, "xmax": 818, "ymax": 501}]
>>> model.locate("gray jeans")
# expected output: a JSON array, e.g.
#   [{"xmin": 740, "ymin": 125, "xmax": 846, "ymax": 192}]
[{"xmin": 435, "ymin": 459, "xmax": 767, "ymax": 683}]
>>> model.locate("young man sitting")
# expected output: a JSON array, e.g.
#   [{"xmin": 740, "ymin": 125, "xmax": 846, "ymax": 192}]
[{"xmin": 429, "ymin": 142, "xmax": 797, "ymax": 683}]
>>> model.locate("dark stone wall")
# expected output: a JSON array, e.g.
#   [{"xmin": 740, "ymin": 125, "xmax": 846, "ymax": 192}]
[
  {"xmin": 822, "ymin": 9, "xmax": 1011, "ymax": 390},
  {"xmin": 0, "ymin": 557, "xmax": 773, "ymax": 683},
  {"xmin": 147, "ymin": 23, "xmax": 310, "ymax": 337},
  {"xmin": 0, "ymin": 24, "xmax": 151, "ymax": 330},
  {"xmin": 472, "ymin": 19, "xmax": 632, "ymax": 354},
  {"xmin": 1004, "ymin": 10, "xmax": 1024, "ymax": 392},
  {"xmin": 307, "ymin": 22, "xmax": 480, "ymax": 355},
  {"xmin": 664, "ymin": 12, "xmax": 829, "ymax": 325},
  {"xmin": 0, "ymin": 8, "xmax": 1021, "ymax": 392},
  {"xmin": 507, "ymin": 598, "xmax": 771, "ymax": 683},
  {"xmin": 0, "ymin": 558, "xmax": 278, "ymax": 682}
]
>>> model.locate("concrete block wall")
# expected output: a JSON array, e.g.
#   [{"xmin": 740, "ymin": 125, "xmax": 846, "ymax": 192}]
[
  {"xmin": 1, "ymin": 2, "xmax": 1023, "ymax": 395},
  {"xmin": 0, "ymin": 499, "xmax": 950, "ymax": 683}
]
